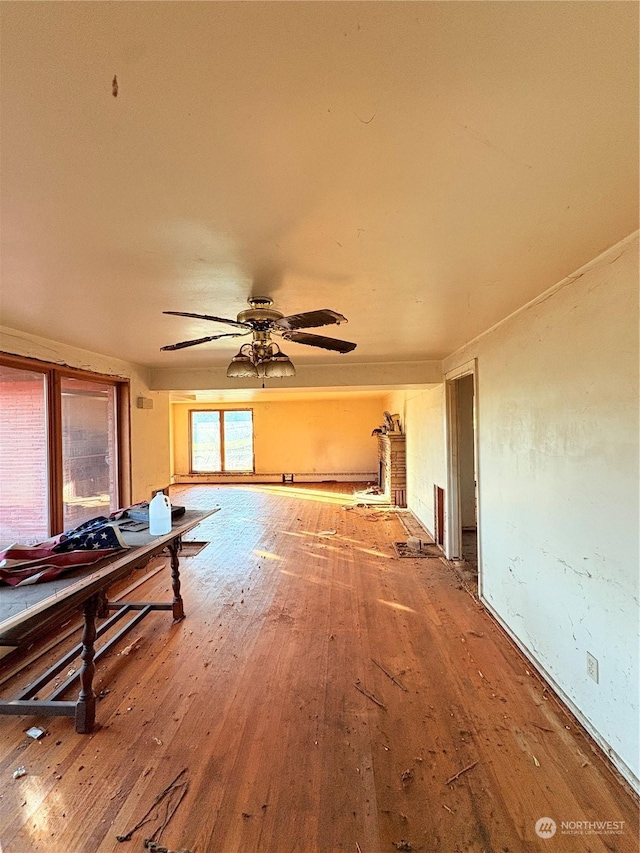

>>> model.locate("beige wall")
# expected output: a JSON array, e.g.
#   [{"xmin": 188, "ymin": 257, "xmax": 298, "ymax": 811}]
[
  {"xmin": 171, "ymin": 395, "xmax": 386, "ymax": 482},
  {"xmin": 384, "ymin": 387, "xmax": 447, "ymax": 536},
  {"xmin": 391, "ymin": 233, "xmax": 639, "ymax": 791},
  {"xmin": 0, "ymin": 326, "xmax": 171, "ymax": 503}
]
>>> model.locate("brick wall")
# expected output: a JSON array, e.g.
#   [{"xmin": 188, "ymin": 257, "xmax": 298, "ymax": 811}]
[
  {"xmin": 0, "ymin": 373, "xmax": 49, "ymax": 545},
  {"xmin": 378, "ymin": 433, "xmax": 407, "ymax": 507}
]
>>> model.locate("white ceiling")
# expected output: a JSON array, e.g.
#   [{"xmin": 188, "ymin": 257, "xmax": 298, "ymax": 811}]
[{"xmin": 1, "ymin": 2, "xmax": 637, "ymax": 380}]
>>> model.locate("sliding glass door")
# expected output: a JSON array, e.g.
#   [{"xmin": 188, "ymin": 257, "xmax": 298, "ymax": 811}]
[
  {"xmin": 61, "ymin": 377, "xmax": 119, "ymax": 530},
  {"xmin": 0, "ymin": 356, "xmax": 128, "ymax": 546}
]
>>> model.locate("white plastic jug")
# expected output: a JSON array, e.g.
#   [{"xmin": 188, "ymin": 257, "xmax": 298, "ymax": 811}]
[{"xmin": 149, "ymin": 492, "xmax": 172, "ymax": 535}]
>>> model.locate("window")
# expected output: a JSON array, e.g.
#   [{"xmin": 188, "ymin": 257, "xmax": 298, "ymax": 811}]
[
  {"xmin": 0, "ymin": 365, "xmax": 49, "ymax": 545},
  {"xmin": 0, "ymin": 355, "xmax": 128, "ymax": 546},
  {"xmin": 190, "ymin": 409, "xmax": 254, "ymax": 473},
  {"xmin": 61, "ymin": 377, "xmax": 120, "ymax": 530}
]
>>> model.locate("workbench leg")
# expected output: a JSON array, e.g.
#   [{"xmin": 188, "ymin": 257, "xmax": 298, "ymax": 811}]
[
  {"xmin": 75, "ymin": 594, "xmax": 98, "ymax": 733},
  {"xmin": 169, "ymin": 539, "xmax": 185, "ymax": 621}
]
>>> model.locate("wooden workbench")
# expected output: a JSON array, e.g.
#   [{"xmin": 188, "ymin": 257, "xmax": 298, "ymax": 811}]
[{"xmin": 0, "ymin": 508, "xmax": 218, "ymax": 732}]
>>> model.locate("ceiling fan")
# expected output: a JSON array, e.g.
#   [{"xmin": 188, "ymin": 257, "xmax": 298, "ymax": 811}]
[{"xmin": 161, "ymin": 297, "xmax": 357, "ymax": 378}]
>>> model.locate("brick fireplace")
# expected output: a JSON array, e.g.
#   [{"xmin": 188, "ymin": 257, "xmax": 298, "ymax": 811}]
[{"xmin": 377, "ymin": 432, "xmax": 407, "ymax": 507}]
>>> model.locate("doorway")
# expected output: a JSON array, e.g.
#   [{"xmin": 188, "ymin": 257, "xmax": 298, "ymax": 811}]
[{"xmin": 445, "ymin": 364, "xmax": 479, "ymax": 581}]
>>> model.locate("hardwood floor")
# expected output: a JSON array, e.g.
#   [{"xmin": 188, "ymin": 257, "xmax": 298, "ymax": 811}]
[{"xmin": 0, "ymin": 484, "xmax": 637, "ymax": 852}]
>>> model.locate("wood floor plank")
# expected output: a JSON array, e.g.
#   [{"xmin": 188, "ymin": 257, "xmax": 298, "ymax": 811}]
[{"xmin": 0, "ymin": 484, "xmax": 636, "ymax": 853}]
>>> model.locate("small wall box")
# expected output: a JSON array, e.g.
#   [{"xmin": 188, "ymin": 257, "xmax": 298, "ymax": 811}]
[{"xmin": 137, "ymin": 396, "xmax": 153, "ymax": 409}]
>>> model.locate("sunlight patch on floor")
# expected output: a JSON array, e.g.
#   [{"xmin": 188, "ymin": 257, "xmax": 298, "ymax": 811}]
[
  {"xmin": 280, "ymin": 568, "xmax": 352, "ymax": 589},
  {"xmin": 253, "ymin": 550, "xmax": 283, "ymax": 561},
  {"xmin": 241, "ymin": 485, "xmax": 359, "ymax": 505},
  {"xmin": 15, "ymin": 774, "xmax": 55, "ymax": 845},
  {"xmin": 376, "ymin": 598, "xmax": 417, "ymax": 613},
  {"xmin": 355, "ymin": 547, "xmax": 392, "ymax": 559}
]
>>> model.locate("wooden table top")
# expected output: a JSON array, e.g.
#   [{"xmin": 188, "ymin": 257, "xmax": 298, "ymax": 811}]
[{"xmin": 0, "ymin": 508, "xmax": 219, "ymax": 647}]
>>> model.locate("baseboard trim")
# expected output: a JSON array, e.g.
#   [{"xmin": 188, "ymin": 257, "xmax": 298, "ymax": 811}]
[{"xmin": 173, "ymin": 472, "xmax": 376, "ymax": 485}]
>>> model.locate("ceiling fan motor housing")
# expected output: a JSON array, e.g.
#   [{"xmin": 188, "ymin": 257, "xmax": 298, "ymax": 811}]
[{"xmin": 237, "ymin": 297, "xmax": 284, "ymax": 328}]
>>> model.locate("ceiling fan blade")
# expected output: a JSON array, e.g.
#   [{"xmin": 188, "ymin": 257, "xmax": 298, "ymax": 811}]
[
  {"xmin": 163, "ymin": 310, "xmax": 251, "ymax": 329},
  {"xmin": 161, "ymin": 332, "xmax": 246, "ymax": 351},
  {"xmin": 281, "ymin": 331, "xmax": 357, "ymax": 353},
  {"xmin": 275, "ymin": 309, "xmax": 347, "ymax": 331}
]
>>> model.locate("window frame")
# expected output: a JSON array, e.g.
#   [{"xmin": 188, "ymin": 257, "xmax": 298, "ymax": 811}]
[
  {"xmin": 0, "ymin": 352, "xmax": 130, "ymax": 536},
  {"xmin": 189, "ymin": 408, "xmax": 255, "ymax": 474}
]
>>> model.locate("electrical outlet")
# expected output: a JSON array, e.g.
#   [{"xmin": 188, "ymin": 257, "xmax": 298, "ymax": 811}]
[{"xmin": 587, "ymin": 652, "xmax": 599, "ymax": 683}]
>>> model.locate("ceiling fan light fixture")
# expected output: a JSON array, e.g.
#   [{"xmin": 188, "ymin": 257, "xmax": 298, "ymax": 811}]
[
  {"xmin": 226, "ymin": 351, "xmax": 258, "ymax": 378},
  {"xmin": 264, "ymin": 351, "xmax": 296, "ymax": 378}
]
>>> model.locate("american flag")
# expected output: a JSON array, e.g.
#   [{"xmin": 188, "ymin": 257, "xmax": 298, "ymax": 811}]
[
  {"xmin": 53, "ymin": 516, "xmax": 126, "ymax": 553},
  {"xmin": 0, "ymin": 517, "xmax": 128, "ymax": 587}
]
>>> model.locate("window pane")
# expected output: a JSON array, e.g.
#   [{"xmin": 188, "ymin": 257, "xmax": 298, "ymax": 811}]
[
  {"xmin": 0, "ymin": 366, "xmax": 49, "ymax": 546},
  {"xmin": 191, "ymin": 411, "xmax": 222, "ymax": 472},
  {"xmin": 223, "ymin": 410, "xmax": 254, "ymax": 472},
  {"xmin": 61, "ymin": 378, "xmax": 118, "ymax": 530}
]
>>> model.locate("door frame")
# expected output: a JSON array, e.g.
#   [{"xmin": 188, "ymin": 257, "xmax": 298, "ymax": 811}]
[{"xmin": 444, "ymin": 358, "xmax": 481, "ymax": 589}]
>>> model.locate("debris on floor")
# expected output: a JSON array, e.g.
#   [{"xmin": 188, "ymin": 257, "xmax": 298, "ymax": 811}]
[
  {"xmin": 393, "ymin": 541, "xmax": 441, "ymax": 558},
  {"xmin": 119, "ymin": 636, "xmax": 144, "ymax": 656},
  {"xmin": 392, "ymin": 840, "xmax": 414, "ymax": 851},
  {"xmin": 445, "ymin": 759, "xmax": 479, "ymax": 785},
  {"xmin": 116, "ymin": 768, "xmax": 189, "ymax": 847},
  {"xmin": 354, "ymin": 680, "xmax": 387, "ymax": 709},
  {"xmin": 12, "ymin": 766, "xmax": 26, "ymax": 779},
  {"xmin": 372, "ymin": 658, "xmax": 408, "ymax": 692},
  {"xmin": 26, "ymin": 726, "xmax": 47, "ymax": 740}
]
